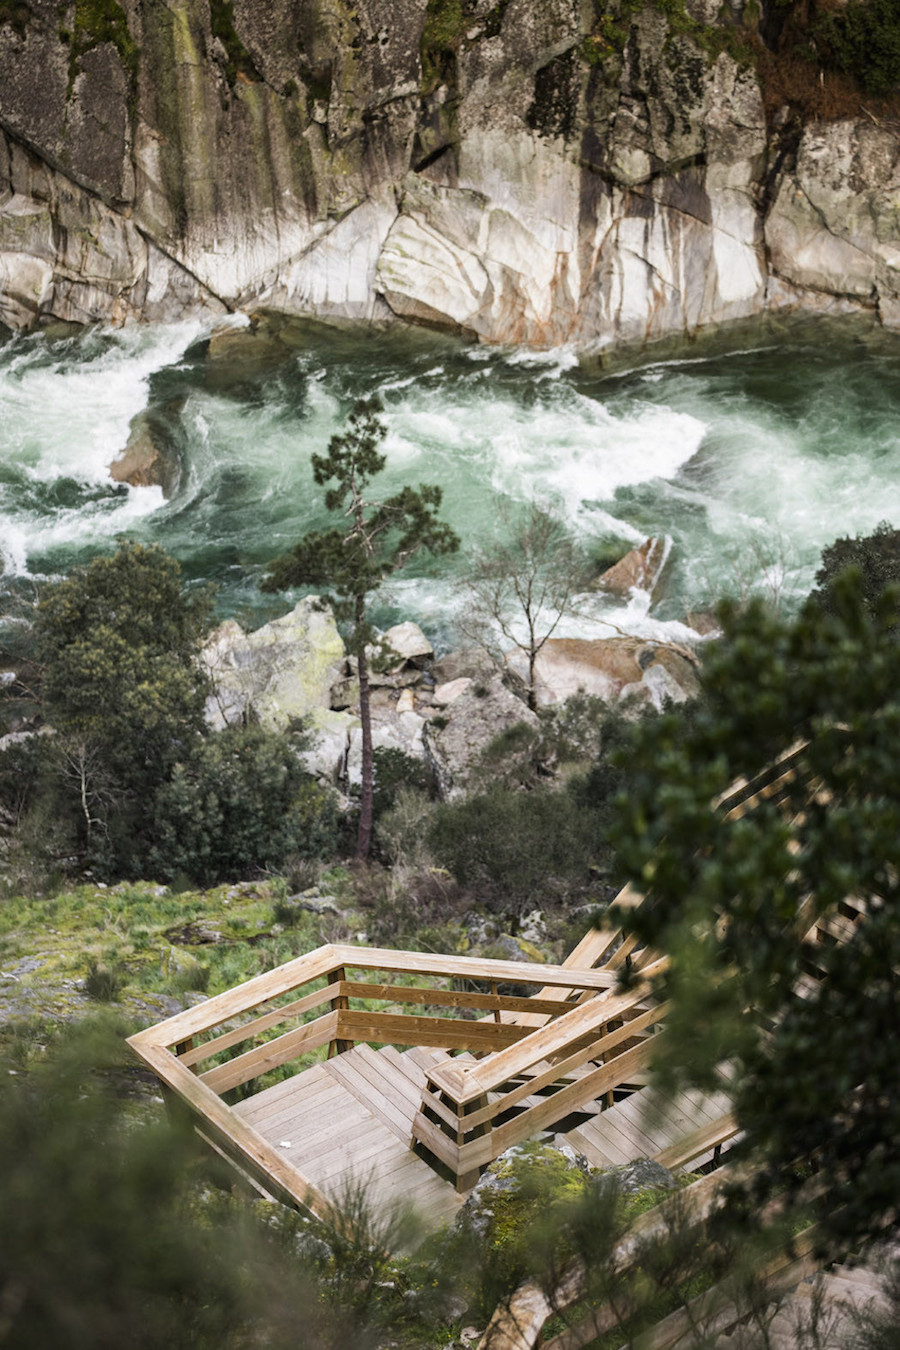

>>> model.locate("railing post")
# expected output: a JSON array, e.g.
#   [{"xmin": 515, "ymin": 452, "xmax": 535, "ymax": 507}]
[{"xmin": 327, "ymin": 967, "xmax": 352, "ymax": 1057}]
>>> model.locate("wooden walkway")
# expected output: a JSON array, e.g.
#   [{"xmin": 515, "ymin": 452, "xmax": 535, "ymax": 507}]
[{"xmin": 233, "ymin": 1045, "xmax": 464, "ymax": 1226}]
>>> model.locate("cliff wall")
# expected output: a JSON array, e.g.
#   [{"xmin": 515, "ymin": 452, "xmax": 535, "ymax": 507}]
[{"xmin": 1, "ymin": 0, "xmax": 898, "ymax": 347}]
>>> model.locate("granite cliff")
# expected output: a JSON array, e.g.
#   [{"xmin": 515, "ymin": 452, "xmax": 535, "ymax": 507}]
[{"xmin": 1, "ymin": 0, "xmax": 898, "ymax": 347}]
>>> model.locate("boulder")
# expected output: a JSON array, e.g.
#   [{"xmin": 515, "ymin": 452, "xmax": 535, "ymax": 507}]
[
  {"xmin": 201, "ymin": 599, "xmax": 345, "ymax": 733},
  {"xmin": 109, "ymin": 404, "xmax": 184, "ymax": 496},
  {"xmin": 382, "ymin": 620, "xmax": 433, "ymax": 664},
  {"xmin": 595, "ymin": 537, "xmax": 672, "ymax": 603},
  {"xmin": 423, "ymin": 673, "xmax": 539, "ymax": 800},
  {"xmin": 299, "ymin": 708, "xmax": 358, "ymax": 783},
  {"xmin": 433, "ymin": 677, "xmax": 472, "ymax": 707},
  {"xmin": 506, "ymin": 637, "xmax": 700, "ymax": 711}
]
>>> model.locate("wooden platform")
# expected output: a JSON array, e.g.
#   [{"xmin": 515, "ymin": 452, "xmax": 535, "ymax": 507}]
[{"xmin": 233, "ymin": 1045, "xmax": 464, "ymax": 1227}]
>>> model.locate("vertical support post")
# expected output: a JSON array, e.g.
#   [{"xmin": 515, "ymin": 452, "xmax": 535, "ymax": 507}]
[
  {"xmin": 175, "ymin": 1037, "xmax": 197, "ymax": 1074},
  {"xmin": 327, "ymin": 967, "xmax": 352, "ymax": 1057},
  {"xmin": 490, "ymin": 981, "xmax": 502, "ymax": 1024}
]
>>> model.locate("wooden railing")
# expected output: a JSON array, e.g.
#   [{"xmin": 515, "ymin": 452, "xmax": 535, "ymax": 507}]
[
  {"xmin": 127, "ymin": 941, "xmax": 622, "ymax": 1212},
  {"xmin": 412, "ymin": 957, "xmax": 670, "ymax": 1189}
]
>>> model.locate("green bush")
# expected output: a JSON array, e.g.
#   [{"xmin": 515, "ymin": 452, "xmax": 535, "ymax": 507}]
[
  {"xmin": 815, "ymin": 0, "xmax": 900, "ymax": 95},
  {"xmin": 428, "ymin": 784, "xmax": 596, "ymax": 910},
  {"xmin": 810, "ymin": 520, "xmax": 900, "ymax": 625},
  {"xmin": 371, "ymin": 745, "xmax": 432, "ymax": 820},
  {"xmin": 0, "ymin": 1022, "xmax": 366, "ymax": 1349},
  {"xmin": 147, "ymin": 725, "xmax": 341, "ymax": 887}
]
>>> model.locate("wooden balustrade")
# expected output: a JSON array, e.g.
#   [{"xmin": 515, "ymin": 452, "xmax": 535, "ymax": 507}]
[
  {"xmin": 411, "ymin": 969, "xmax": 670, "ymax": 1189},
  {"xmin": 129, "ymin": 942, "xmax": 620, "ymax": 1097}
]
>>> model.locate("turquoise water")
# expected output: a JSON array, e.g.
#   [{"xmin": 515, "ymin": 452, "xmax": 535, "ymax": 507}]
[{"xmin": 2, "ymin": 314, "xmax": 900, "ymax": 649}]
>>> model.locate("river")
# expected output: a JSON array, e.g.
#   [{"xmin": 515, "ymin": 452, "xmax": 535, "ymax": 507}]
[{"xmin": 2, "ymin": 313, "xmax": 900, "ymax": 652}]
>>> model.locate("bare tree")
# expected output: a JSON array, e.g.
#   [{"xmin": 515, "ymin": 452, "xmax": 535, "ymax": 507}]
[{"xmin": 459, "ymin": 501, "xmax": 588, "ymax": 711}]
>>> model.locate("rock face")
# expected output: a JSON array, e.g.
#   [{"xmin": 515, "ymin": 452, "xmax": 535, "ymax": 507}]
[
  {"xmin": 201, "ymin": 598, "xmax": 345, "ymax": 732},
  {"xmin": 595, "ymin": 537, "xmax": 672, "ymax": 603},
  {"xmin": 507, "ymin": 636, "xmax": 701, "ymax": 709},
  {"xmin": 1, "ymin": 0, "xmax": 898, "ymax": 343},
  {"xmin": 424, "ymin": 672, "xmax": 540, "ymax": 799}
]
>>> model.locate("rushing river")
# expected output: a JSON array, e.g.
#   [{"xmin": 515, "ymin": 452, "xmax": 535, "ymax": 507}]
[{"xmin": 2, "ymin": 313, "xmax": 900, "ymax": 651}]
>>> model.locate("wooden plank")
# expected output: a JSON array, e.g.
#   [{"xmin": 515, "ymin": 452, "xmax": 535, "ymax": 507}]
[
  {"xmin": 654, "ymin": 1112, "xmax": 738, "ymax": 1171},
  {"xmin": 232, "ymin": 1066, "xmax": 340, "ymax": 1122},
  {"xmin": 125, "ymin": 1037, "xmax": 332, "ymax": 1218},
  {"xmin": 410, "ymin": 1110, "xmax": 462, "ymax": 1172},
  {"xmin": 129, "ymin": 944, "xmax": 344, "ymax": 1050},
  {"xmin": 199, "ymin": 1011, "xmax": 338, "ymax": 1094},
  {"xmin": 460, "ymin": 1002, "xmax": 667, "ymax": 1131},
  {"xmin": 583, "ymin": 1098, "xmax": 663, "ymax": 1159},
  {"xmin": 565, "ymin": 1123, "xmax": 629, "ymax": 1170},
  {"xmin": 570, "ymin": 1116, "xmax": 635, "ymax": 1165},
  {"xmin": 179, "ymin": 983, "xmax": 341, "ymax": 1067},
  {"xmin": 432, "ymin": 985, "xmax": 666, "ymax": 1107},
  {"xmin": 354, "ymin": 1044, "xmax": 424, "ymax": 1113},
  {"xmin": 326, "ymin": 943, "xmax": 618, "ymax": 990},
  {"xmin": 341, "ymin": 981, "xmax": 578, "ymax": 1020},
  {"xmin": 235, "ymin": 1074, "xmax": 348, "ymax": 1132},
  {"xmin": 490, "ymin": 1039, "xmax": 658, "ymax": 1157},
  {"xmin": 232, "ymin": 1061, "xmax": 331, "ymax": 1114},
  {"xmin": 335, "ymin": 1008, "xmax": 528, "ymax": 1053},
  {"xmin": 609, "ymin": 1093, "xmax": 678, "ymax": 1152},
  {"xmin": 323, "ymin": 1051, "xmax": 416, "ymax": 1145},
  {"xmin": 373, "ymin": 1045, "xmax": 429, "ymax": 1099}
]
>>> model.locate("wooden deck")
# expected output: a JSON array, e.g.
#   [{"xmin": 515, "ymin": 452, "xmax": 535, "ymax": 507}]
[
  {"xmin": 127, "ymin": 739, "xmax": 853, "ymax": 1236},
  {"xmin": 126, "ymin": 927, "xmax": 740, "ymax": 1231}
]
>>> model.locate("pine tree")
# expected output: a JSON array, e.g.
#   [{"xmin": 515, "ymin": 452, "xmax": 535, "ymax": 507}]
[{"xmin": 261, "ymin": 398, "xmax": 459, "ymax": 858}]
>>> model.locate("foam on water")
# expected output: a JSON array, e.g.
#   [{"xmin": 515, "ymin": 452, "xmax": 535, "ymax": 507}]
[
  {"xmin": 0, "ymin": 319, "xmax": 211, "ymax": 576},
  {"xmin": 3, "ymin": 317, "xmax": 900, "ymax": 643}
]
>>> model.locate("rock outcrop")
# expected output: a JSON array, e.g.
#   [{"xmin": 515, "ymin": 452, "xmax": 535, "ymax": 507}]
[
  {"xmin": 201, "ymin": 598, "xmax": 345, "ymax": 732},
  {"xmin": 0, "ymin": 0, "xmax": 898, "ymax": 345},
  {"xmin": 506, "ymin": 636, "xmax": 701, "ymax": 709}
]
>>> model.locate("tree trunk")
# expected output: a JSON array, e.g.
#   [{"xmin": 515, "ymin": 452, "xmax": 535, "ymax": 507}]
[{"xmin": 355, "ymin": 596, "xmax": 374, "ymax": 860}]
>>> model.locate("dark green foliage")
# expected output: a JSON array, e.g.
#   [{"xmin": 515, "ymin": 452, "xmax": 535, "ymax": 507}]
[
  {"xmin": 148, "ymin": 725, "xmax": 340, "ymax": 887},
  {"xmin": 371, "ymin": 745, "xmax": 432, "ymax": 820},
  {"xmin": 428, "ymin": 783, "xmax": 596, "ymax": 910},
  {"xmin": 0, "ymin": 1022, "xmax": 368, "ymax": 1350},
  {"xmin": 811, "ymin": 520, "xmax": 900, "ymax": 625},
  {"xmin": 36, "ymin": 542, "xmax": 212, "ymax": 796},
  {"xmin": 611, "ymin": 571, "xmax": 900, "ymax": 1248},
  {"xmin": 262, "ymin": 400, "xmax": 459, "ymax": 632},
  {"xmin": 814, "ymin": 0, "xmax": 900, "ymax": 96}
]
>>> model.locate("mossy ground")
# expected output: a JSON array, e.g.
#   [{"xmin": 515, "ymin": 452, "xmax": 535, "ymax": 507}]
[{"xmin": 0, "ymin": 872, "xmax": 361, "ymax": 1064}]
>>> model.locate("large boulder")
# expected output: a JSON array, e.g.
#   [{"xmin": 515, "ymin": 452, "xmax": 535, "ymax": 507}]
[
  {"xmin": 506, "ymin": 637, "xmax": 700, "ymax": 710},
  {"xmin": 423, "ymin": 673, "xmax": 539, "ymax": 800},
  {"xmin": 109, "ymin": 404, "xmax": 184, "ymax": 496},
  {"xmin": 766, "ymin": 121, "xmax": 900, "ymax": 325},
  {"xmin": 594, "ymin": 537, "xmax": 672, "ymax": 604},
  {"xmin": 201, "ymin": 598, "xmax": 345, "ymax": 732}
]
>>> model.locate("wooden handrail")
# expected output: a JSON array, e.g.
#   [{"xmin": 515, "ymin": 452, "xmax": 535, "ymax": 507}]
[{"xmin": 425, "ymin": 961, "xmax": 668, "ymax": 1106}]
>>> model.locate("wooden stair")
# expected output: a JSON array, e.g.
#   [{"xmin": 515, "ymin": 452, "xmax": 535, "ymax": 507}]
[{"xmin": 563, "ymin": 1082, "xmax": 736, "ymax": 1172}]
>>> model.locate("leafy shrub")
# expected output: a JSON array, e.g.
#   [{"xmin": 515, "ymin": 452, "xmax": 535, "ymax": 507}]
[
  {"xmin": 147, "ymin": 725, "xmax": 341, "ymax": 887},
  {"xmin": 815, "ymin": 0, "xmax": 900, "ymax": 96},
  {"xmin": 810, "ymin": 520, "xmax": 900, "ymax": 625},
  {"xmin": 371, "ymin": 745, "xmax": 432, "ymax": 820},
  {"xmin": 428, "ymin": 785, "xmax": 596, "ymax": 911},
  {"xmin": 0, "ymin": 1022, "xmax": 367, "ymax": 1349}
]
